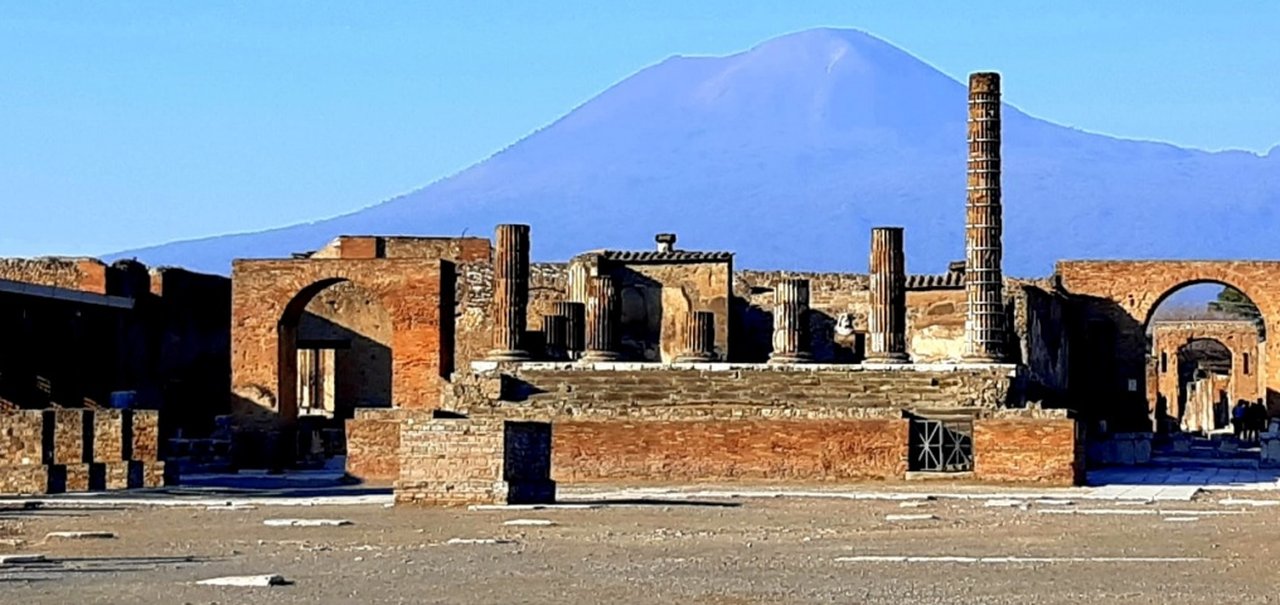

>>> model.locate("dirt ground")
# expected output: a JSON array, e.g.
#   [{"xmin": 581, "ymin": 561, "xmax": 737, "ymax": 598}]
[{"xmin": 1, "ymin": 491, "xmax": 1278, "ymax": 604}]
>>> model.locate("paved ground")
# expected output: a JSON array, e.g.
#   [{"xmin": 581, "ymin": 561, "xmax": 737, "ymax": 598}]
[{"xmin": 3, "ymin": 481, "xmax": 1280, "ymax": 604}]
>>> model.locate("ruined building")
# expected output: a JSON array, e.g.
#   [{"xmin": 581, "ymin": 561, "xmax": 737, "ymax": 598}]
[{"xmin": 4, "ymin": 71, "xmax": 1278, "ymax": 502}]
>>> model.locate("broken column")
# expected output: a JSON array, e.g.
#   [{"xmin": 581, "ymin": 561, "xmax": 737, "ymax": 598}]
[
  {"xmin": 674, "ymin": 311, "xmax": 717, "ymax": 363},
  {"xmin": 553, "ymin": 301, "xmax": 586, "ymax": 359},
  {"xmin": 542, "ymin": 314, "xmax": 569, "ymax": 361},
  {"xmin": 964, "ymin": 72, "xmax": 1006, "ymax": 362},
  {"xmin": 582, "ymin": 274, "xmax": 621, "ymax": 362},
  {"xmin": 769, "ymin": 278, "xmax": 812, "ymax": 364},
  {"xmin": 486, "ymin": 224, "xmax": 532, "ymax": 361},
  {"xmin": 867, "ymin": 227, "xmax": 910, "ymax": 363}
]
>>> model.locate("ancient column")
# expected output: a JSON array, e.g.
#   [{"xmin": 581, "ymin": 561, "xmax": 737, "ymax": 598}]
[
  {"xmin": 542, "ymin": 314, "xmax": 569, "ymax": 361},
  {"xmin": 769, "ymin": 278, "xmax": 812, "ymax": 364},
  {"xmin": 582, "ymin": 274, "xmax": 622, "ymax": 362},
  {"xmin": 964, "ymin": 72, "xmax": 1006, "ymax": 362},
  {"xmin": 553, "ymin": 301, "xmax": 586, "ymax": 359},
  {"xmin": 674, "ymin": 311, "xmax": 717, "ymax": 363},
  {"xmin": 867, "ymin": 227, "xmax": 910, "ymax": 363},
  {"xmin": 486, "ymin": 224, "xmax": 531, "ymax": 361}
]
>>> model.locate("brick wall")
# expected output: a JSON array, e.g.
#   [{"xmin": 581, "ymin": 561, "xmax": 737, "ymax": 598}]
[
  {"xmin": 230, "ymin": 258, "xmax": 449, "ymax": 426},
  {"xmin": 972, "ymin": 413, "xmax": 1081, "ymax": 486},
  {"xmin": 345, "ymin": 408, "xmax": 406, "ymax": 485},
  {"xmin": 449, "ymin": 365, "xmax": 1025, "ymax": 419},
  {"xmin": 0, "ymin": 409, "xmax": 168, "ymax": 494},
  {"xmin": 394, "ymin": 413, "xmax": 554, "ymax": 506},
  {"xmin": 554, "ymin": 418, "xmax": 907, "ymax": 483},
  {"xmin": 0, "ymin": 411, "xmax": 45, "ymax": 465}
]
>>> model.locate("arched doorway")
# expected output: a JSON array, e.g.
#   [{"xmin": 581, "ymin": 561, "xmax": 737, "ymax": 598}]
[
  {"xmin": 1145, "ymin": 281, "xmax": 1265, "ymax": 434},
  {"xmin": 277, "ymin": 279, "xmax": 392, "ymax": 423}
]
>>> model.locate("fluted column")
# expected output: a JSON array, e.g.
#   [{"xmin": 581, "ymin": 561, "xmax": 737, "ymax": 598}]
[
  {"xmin": 867, "ymin": 227, "xmax": 910, "ymax": 363},
  {"xmin": 542, "ymin": 314, "xmax": 569, "ymax": 361},
  {"xmin": 486, "ymin": 224, "xmax": 531, "ymax": 361},
  {"xmin": 964, "ymin": 72, "xmax": 1006, "ymax": 362},
  {"xmin": 582, "ymin": 275, "xmax": 621, "ymax": 362},
  {"xmin": 553, "ymin": 301, "xmax": 586, "ymax": 359},
  {"xmin": 769, "ymin": 278, "xmax": 812, "ymax": 364},
  {"xmin": 674, "ymin": 311, "xmax": 716, "ymax": 363}
]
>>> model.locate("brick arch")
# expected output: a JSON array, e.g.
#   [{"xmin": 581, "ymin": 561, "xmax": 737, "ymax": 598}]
[
  {"xmin": 1058, "ymin": 261, "xmax": 1280, "ymax": 422},
  {"xmin": 231, "ymin": 258, "xmax": 449, "ymax": 427}
]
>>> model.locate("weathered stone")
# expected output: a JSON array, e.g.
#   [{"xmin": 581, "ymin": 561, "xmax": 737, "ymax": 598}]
[
  {"xmin": 582, "ymin": 275, "xmax": 621, "ymax": 362},
  {"xmin": 487, "ymin": 224, "xmax": 532, "ymax": 361},
  {"xmin": 964, "ymin": 71, "xmax": 1006, "ymax": 362},
  {"xmin": 868, "ymin": 227, "xmax": 909, "ymax": 363},
  {"xmin": 769, "ymin": 279, "xmax": 812, "ymax": 364},
  {"xmin": 673, "ymin": 311, "xmax": 717, "ymax": 363}
]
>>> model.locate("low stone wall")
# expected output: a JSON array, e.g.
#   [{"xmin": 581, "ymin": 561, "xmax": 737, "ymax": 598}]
[
  {"xmin": 0, "ymin": 409, "xmax": 169, "ymax": 495},
  {"xmin": 1085, "ymin": 432, "xmax": 1153, "ymax": 467},
  {"xmin": 394, "ymin": 413, "xmax": 554, "ymax": 507},
  {"xmin": 345, "ymin": 409, "xmax": 408, "ymax": 485},
  {"xmin": 973, "ymin": 413, "xmax": 1082, "ymax": 485},
  {"xmin": 555, "ymin": 418, "xmax": 908, "ymax": 483}
]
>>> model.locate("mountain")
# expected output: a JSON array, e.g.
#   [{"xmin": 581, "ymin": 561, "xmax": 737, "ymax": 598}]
[{"xmin": 108, "ymin": 28, "xmax": 1280, "ymax": 276}]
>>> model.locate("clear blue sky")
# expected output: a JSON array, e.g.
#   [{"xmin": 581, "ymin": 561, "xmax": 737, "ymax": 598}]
[{"xmin": 3, "ymin": 1, "xmax": 1278, "ymax": 257}]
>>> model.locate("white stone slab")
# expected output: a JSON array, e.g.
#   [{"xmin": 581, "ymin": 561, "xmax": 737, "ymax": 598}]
[
  {"xmin": 983, "ymin": 499, "xmax": 1026, "ymax": 508},
  {"xmin": 0, "ymin": 554, "xmax": 46, "ymax": 565},
  {"xmin": 502, "ymin": 519, "xmax": 556, "ymax": 526},
  {"xmin": 884, "ymin": 514, "xmax": 938, "ymax": 522},
  {"xmin": 196, "ymin": 574, "xmax": 288, "ymax": 587},
  {"xmin": 1164, "ymin": 517, "xmax": 1200, "ymax": 522},
  {"xmin": 44, "ymin": 531, "xmax": 116, "ymax": 540},
  {"xmin": 445, "ymin": 538, "xmax": 516, "ymax": 545},
  {"xmin": 263, "ymin": 519, "xmax": 352, "ymax": 527}
]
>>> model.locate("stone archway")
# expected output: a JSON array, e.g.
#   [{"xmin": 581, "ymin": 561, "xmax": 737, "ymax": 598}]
[
  {"xmin": 1057, "ymin": 261, "xmax": 1280, "ymax": 427},
  {"xmin": 278, "ymin": 279, "xmax": 394, "ymax": 423}
]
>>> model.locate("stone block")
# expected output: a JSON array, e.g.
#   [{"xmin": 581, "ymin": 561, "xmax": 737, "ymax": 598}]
[
  {"xmin": 0, "ymin": 464, "xmax": 65, "ymax": 495},
  {"xmin": 1115, "ymin": 439, "xmax": 1137, "ymax": 465},
  {"xmin": 103, "ymin": 460, "xmax": 143, "ymax": 490},
  {"xmin": 395, "ymin": 415, "xmax": 555, "ymax": 507},
  {"xmin": 43, "ymin": 409, "xmax": 92, "ymax": 465},
  {"xmin": 62, "ymin": 463, "xmax": 106, "ymax": 492},
  {"xmin": 0, "ymin": 411, "xmax": 46, "ymax": 465},
  {"xmin": 1133, "ymin": 438, "xmax": 1152, "ymax": 465},
  {"xmin": 131, "ymin": 410, "xmax": 160, "ymax": 461},
  {"xmin": 93, "ymin": 409, "xmax": 132, "ymax": 462}
]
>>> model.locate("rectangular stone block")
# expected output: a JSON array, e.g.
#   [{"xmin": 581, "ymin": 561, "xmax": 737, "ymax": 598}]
[
  {"xmin": 93, "ymin": 409, "xmax": 133, "ymax": 462},
  {"xmin": 0, "ymin": 410, "xmax": 46, "ymax": 465},
  {"xmin": 0, "ymin": 464, "xmax": 65, "ymax": 495},
  {"xmin": 103, "ymin": 460, "xmax": 144, "ymax": 490},
  {"xmin": 131, "ymin": 410, "xmax": 160, "ymax": 461},
  {"xmin": 62, "ymin": 462, "xmax": 106, "ymax": 492},
  {"xmin": 43, "ymin": 409, "xmax": 92, "ymax": 465},
  {"xmin": 395, "ymin": 415, "xmax": 555, "ymax": 507},
  {"xmin": 345, "ymin": 409, "xmax": 406, "ymax": 485},
  {"xmin": 973, "ymin": 417, "xmax": 1081, "ymax": 486}
]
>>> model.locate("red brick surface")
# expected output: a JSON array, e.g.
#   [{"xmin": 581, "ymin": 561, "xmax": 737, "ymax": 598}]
[
  {"xmin": 345, "ymin": 410, "xmax": 404, "ymax": 485},
  {"xmin": 230, "ymin": 259, "xmax": 449, "ymax": 423},
  {"xmin": 973, "ymin": 417, "xmax": 1081, "ymax": 486},
  {"xmin": 552, "ymin": 419, "xmax": 909, "ymax": 483}
]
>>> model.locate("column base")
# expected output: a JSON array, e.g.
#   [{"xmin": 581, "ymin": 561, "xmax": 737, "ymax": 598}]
[
  {"xmin": 580, "ymin": 350, "xmax": 622, "ymax": 363},
  {"xmin": 768, "ymin": 353, "xmax": 812, "ymax": 364},
  {"xmin": 485, "ymin": 349, "xmax": 532, "ymax": 362},
  {"xmin": 865, "ymin": 352, "xmax": 911, "ymax": 364},
  {"xmin": 672, "ymin": 353, "xmax": 717, "ymax": 363},
  {"xmin": 961, "ymin": 353, "xmax": 1004, "ymax": 363}
]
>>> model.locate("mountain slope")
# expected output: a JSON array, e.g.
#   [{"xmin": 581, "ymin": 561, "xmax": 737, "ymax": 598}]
[{"xmin": 110, "ymin": 28, "xmax": 1280, "ymax": 276}]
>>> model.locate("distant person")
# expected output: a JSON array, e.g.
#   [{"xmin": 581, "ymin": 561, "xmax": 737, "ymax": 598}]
[
  {"xmin": 1249, "ymin": 401, "xmax": 1268, "ymax": 442},
  {"xmin": 1232, "ymin": 401, "xmax": 1246, "ymax": 439}
]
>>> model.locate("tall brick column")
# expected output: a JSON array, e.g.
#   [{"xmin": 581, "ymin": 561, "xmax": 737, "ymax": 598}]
[
  {"xmin": 553, "ymin": 301, "xmax": 586, "ymax": 359},
  {"xmin": 486, "ymin": 224, "xmax": 532, "ymax": 361},
  {"xmin": 674, "ymin": 311, "xmax": 717, "ymax": 363},
  {"xmin": 582, "ymin": 275, "xmax": 621, "ymax": 362},
  {"xmin": 868, "ymin": 227, "xmax": 910, "ymax": 363},
  {"xmin": 964, "ymin": 72, "xmax": 1006, "ymax": 362},
  {"xmin": 769, "ymin": 278, "xmax": 812, "ymax": 364}
]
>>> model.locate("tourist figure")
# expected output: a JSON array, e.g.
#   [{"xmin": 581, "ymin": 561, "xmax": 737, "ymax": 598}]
[{"xmin": 1232, "ymin": 401, "xmax": 1246, "ymax": 439}]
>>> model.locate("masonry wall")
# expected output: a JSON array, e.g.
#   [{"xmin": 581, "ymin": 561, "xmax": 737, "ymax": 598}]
[
  {"xmin": 394, "ymin": 413, "xmax": 554, "ymax": 506},
  {"xmin": 972, "ymin": 413, "xmax": 1081, "ymax": 486},
  {"xmin": 440, "ymin": 364, "xmax": 1075, "ymax": 484},
  {"xmin": 298, "ymin": 280, "xmax": 395, "ymax": 413},
  {"xmin": 230, "ymin": 258, "xmax": 449, "ymax": 428},
  {"xmin": 345, "ymin": 408, "xmax": 410, "ymax": 484},
  {"xmin": 554, "ymin": 418, "xmax": 908, "ymax": 483}
]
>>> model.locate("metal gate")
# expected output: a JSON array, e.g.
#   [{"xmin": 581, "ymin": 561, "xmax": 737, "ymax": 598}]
[{"xmin": 909, "ymin": 417, "xmax": 974, "ymax": 472}]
